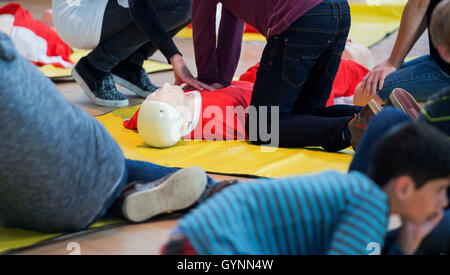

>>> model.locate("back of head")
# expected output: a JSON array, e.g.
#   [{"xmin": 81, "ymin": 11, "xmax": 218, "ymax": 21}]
[
  {"xmin": 430, "ymin": 0, "xmax": 450, "ymax": 50},
  {"xmin": 368, "ymin": 121, "xmax": 450, "ymax": 188},
  {"xmin": 417, "ymin": 86, "xmax": 450, "ymax": 137},
  {"xmin": 137, "ymin": 100, "xmax": 183, "ymax": 148}
]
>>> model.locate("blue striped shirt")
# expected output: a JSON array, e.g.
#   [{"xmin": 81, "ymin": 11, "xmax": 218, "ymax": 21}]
[{"xmin": 178, "ymin": 171, "xmax": 390, "ymax": 255}]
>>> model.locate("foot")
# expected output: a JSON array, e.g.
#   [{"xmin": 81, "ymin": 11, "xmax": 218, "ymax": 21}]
[
  {"xmin": 111, "ymin": 62, "xmax": 159, "ymax": 98},
  {"xmin": 348, "ymin": 99, "xmax": 383, "ymax": 150},
  {"xmin": 114, "ymin": 167, "xmax": 207, "ymax": 223},
  {"xmin": 72, "ymin": 57, "xmax": 129, "ymax": 107},
  {"xmin": 387, "ymin": 88, "xmax": 421, "ymax": 119}
]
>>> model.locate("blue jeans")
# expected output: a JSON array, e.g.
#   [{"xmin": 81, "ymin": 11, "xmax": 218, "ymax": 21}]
[
  {"xmin": 247, "ymin": 1, "xmax": 362, "ymax": 152},
  {"xmin": 349, "ymin": 107, "xmax": 450, "ymax": 255},
  {"xmin": 94, "ymin": 159, "xmax": 217, "ymax": 222},
  {"xmin": 88, "ymin": 0, "xmax": 191, "ymax": 72},
  {"xmin": 377, "ymin": 55, "xmax": 450, "ymax": 102}
]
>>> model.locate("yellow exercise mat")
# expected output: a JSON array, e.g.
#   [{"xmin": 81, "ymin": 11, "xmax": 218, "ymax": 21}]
[
  {"xmin": 349, "ymin": 2, "xmax": 405, "ymax": 47},
  {"xmin": 38, "ymin": 50, "xmax": 173, "ymax": 81},
  {"xmin": 176, "ymin": 1, "xmax": 406, "ymax": 47},
  {"xmin": 0, "ymin": 218, "xmax": 123, "ymax": 254},
  {"xmin": 97, "ymin": 105, "xmax": 354, "ymax": 178}
]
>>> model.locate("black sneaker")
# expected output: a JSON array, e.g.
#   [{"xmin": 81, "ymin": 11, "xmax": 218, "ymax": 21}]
[
  {"xmin": 111, "ymin": 62, "xmax": 160, "ymax": 98},
  {"xmin": 72, "ymin": 57, "xmax": 129, "ymax": 107}
]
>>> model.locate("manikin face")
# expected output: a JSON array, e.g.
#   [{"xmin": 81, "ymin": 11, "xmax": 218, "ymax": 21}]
[
  {"xmin": 342, "ymin": 39, "xmax": 374, "ymax": 69},
  {"xmin": 396, "ymin": 177, "xmax": 449, "ymax": 223},
  {"xmin": 145, "ymin": 83, "xmax": 194, "ymax": 130}
]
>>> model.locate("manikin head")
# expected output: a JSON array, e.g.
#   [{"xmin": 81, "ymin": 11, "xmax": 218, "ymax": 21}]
[
  {"xmin": 137, "ymin": 83, "xmax": 194, "ymax": 148},
  {"xmin": 368, "ymin": 122, "xmax": 450, "ymax": 224},
  {"xmin": 342, "ymin": 39, "xmax": 374, "ymax": 69}
]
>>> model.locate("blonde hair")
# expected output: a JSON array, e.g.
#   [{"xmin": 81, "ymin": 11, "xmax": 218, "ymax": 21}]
[{"xmin": 430, "ymin": 0, "xmax": 450, "ymax": 49}]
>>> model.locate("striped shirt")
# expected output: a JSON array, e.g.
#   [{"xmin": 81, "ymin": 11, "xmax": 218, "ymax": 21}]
[{"xmin": 178, "ymin": 171, "xmax": 390, "ymax": 255}]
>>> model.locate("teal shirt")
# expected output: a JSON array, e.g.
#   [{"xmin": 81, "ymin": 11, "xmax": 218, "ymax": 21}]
[{"xmin": 179, "ymin": 171, "xmax": 390, "ymax": 255}]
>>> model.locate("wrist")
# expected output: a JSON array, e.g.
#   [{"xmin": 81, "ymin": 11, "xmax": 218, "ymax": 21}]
[
  {"xmin": 170, "ymin": 54, "xmax": 183, "ymax": 65},
  {"xmin": 387, "ymin": 57, "xmax": 403, "ymax": 69}
]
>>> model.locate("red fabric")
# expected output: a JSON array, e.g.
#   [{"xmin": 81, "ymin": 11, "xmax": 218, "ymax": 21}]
[
  {"xmin": 187, "ymin": 23, "xmax": 259, "ymax": 34},
  {"xmin": 160, "ymin": 239, "xmax": 198, "ymax": 255},
  {"xmin": 0, "ymin": 3, "xmax": 73, "ymax": 68},
  {"xmin": 239, "ymin": 59, "xmax": 369, "ymax": 107},
  {"xmin": 326, "ymin": 59, "xmax": 369, "ymax": 106},
  {"xmin": 124, "ymin": 81, "xmax": 254, "ymax": 140},
  {"xmin": 244, "ymin": 24, "xmax": 259, "ymax": 33}
]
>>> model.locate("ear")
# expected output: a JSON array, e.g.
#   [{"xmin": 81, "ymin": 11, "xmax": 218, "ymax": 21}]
[
  {"xmin": 437, "ymin": 46, "xmax": 450, "ymax": 63},
  {"xmin": 393, "ymin": 175, "xmax": 416, "ymax": 201}
]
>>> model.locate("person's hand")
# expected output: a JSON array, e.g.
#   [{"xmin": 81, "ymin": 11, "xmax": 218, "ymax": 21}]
[
  {"xmin": 170, "ymin": 54, "xmax": 214, "ymax": 91},
  {"xmin": 396, "ymin": 211, "xmax": 444, "ymax": 255},
  {"xmin": 184, "ymin": 82, "xmax": 224, "ymax": 91},
  {"xmin": 210, "ymin": 82, "xmax": 224, "ymax": 89},
  {"xmin": 360, "ymin": 60, "xmax": 397, "ymax": 97}
]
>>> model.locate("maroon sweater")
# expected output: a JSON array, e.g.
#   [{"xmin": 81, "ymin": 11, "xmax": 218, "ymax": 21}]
[{"xmin": 192, "ymin": 0, "xmax": 324, "ymax": 86}]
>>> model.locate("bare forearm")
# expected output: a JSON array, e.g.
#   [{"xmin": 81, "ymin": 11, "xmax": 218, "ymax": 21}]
[{"xmin": 388, "ymin": 0, "xmax": 430, "ymax": 67}]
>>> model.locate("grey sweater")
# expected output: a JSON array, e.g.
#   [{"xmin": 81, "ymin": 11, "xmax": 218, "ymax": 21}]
[{"xmin": 0, "ymin": 33, "xmax": 125, "ymax": 233}]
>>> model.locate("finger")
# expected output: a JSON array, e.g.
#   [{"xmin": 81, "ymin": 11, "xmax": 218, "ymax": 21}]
[
  {"xmin": 379, "ymin": 71, "xmax": 388, "ymax": 91},
  {"xmin": 185, "ymin": 79, "xmax": 205, "ymax": 91},
  {"xmin": 196, "ymin": 81, "xmax": 214, "ymax": 91},
  {"xmin": 360, "ymin": 74, "xmax": 369, "ymax": 93},
  {"xmin": 372, "ymin": 71, "xmax": 382, "ymax": 96},
  {"xmin": 365, "ymin": 73, "xmax": 376, "ymax": 97}
]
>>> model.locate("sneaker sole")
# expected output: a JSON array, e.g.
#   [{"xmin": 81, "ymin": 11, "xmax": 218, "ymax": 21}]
[
  {"xmin": 72, "ymin": 68, "xmax": 129, "ymax": 107},
  {"xmin": 112, "ymin": 74, "xmax": 152, "ymax": 98},
  {"xmin": 122, "ymin": 166, "xmax": 207, "ymax": 223},
  {"xmin": 368, "ymin": 99, "xmax": 383, "ymax": 115},
  {"xmin": 389, "ymin": 88, "xmax": 420, "ymax": 119}
]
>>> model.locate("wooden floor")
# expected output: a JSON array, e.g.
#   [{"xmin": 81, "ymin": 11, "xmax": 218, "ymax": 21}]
[{"xmin": 4, "ymin": 0, "xmax": 426, "ymax": 254}]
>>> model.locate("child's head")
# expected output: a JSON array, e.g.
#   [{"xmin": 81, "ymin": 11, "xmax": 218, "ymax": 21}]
[
  {"xmin": 417, "ymin": 87, "xmax": 450, "ymax": 137},
  {"xmin": 430, "ymin": 0, "xmax": 450, "ymax": 63},
  {"xmin": 368, "ymin": 122, "xmax": 450, "ymax": 223}
]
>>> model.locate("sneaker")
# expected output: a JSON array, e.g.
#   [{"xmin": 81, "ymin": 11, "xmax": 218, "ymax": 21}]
[
  {"xmin": 348, "ymin": 99, "xmax": 383, "ymax": 150},
  {"xmin": 114, "ymin": 167, "xmax": 207, "ymax": 223},
  {"xmin": 111, "ymin": 62, "xmax": 159, "ymax": 98},
  {"xmin": 198, "ymin": 179, "xmax": 239, "ymax": 203},
  {"xmin": 72, "ymin": 57, "xmax": 129, "ymax": 107},
  {"xmin": 388, "ymin": 88, "xmax": 421, "ymax": 119}
]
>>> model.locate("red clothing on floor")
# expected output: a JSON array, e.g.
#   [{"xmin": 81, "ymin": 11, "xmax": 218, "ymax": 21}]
[
  {"xmin": 239, "ymin": 59, "xmax": 369, "ymax": 106},
  {"xmin": 123, "ymin": 81, "xmax": 253, "ymax": 140},
  {"xmin": 0, "ymin": 3, "xmax": 73, "ymax": 68}
]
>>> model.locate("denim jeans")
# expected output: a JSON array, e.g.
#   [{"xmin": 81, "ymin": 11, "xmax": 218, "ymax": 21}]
[
  {"xmin": 87, "ymin": 0, "xmax": 191, "ymax": 72},
  {"xmin": 349, "ymin": 107, "xmax": 450, "ymax": 255},
  {"xmin": 377, "ymin": 55, "xmax": 450, "ymax": 102},
  {"xmin": 93, "ymin": 159, "xmax": 217, "ymax": 222},
  {"xmin": 247, "ymin": 1, "xmax": 361, "ymax": 152}
]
